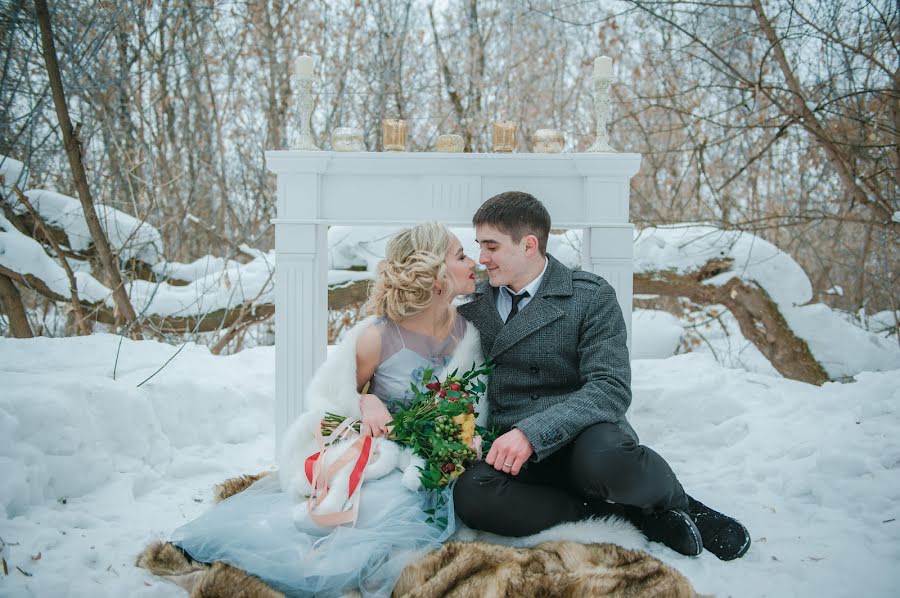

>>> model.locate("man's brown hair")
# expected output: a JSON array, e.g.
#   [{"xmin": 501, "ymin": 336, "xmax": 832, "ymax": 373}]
[{"xmin": 472, "ymin": 191, "xmax": 551, "ymax": 255}]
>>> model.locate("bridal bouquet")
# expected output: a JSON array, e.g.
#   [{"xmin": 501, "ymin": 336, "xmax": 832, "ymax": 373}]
[{"xmin": 321, "ymin": 361, "xmax": 495, "ymax": 489}]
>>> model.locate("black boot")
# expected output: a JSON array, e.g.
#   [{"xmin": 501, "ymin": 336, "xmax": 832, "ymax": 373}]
[
  {"xmin": 632, "ymin": 507, "xmax": 703, "ymax": 557},
  {"xmin": 687, "ymin": 496, "xmax": 751, "ymax": 561}
]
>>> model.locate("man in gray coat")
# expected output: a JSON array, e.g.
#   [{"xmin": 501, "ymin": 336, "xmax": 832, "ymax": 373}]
[{"xmin": 455, "ymin": 191, "xmax": 750, "ymax": 560}]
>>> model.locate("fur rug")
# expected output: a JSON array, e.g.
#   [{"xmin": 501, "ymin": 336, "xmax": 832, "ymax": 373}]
[{"xmin": 137, "ymin": 473, "xmax": 706, "ymax": 597}]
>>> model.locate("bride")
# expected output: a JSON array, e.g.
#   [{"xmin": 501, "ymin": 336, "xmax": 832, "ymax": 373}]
[{"xmin": 169, "ymin": 222, "xmax": 483, "ymax": 598}]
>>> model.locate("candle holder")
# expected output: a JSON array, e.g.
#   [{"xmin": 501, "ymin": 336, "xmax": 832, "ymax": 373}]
[
  {"xmin": 331, "ymin": 127, "xmax": 365, "ymax": 152},
  {"xmin": 492, "ymin": 121, "xmax": 517, "ymax": 153},
  {"xmin": 295, "ymin": 73, "xmax": 320, "ymax": 151},
  {"xmin": 586, "ymin": 74, "xmax": 616, "ymax": 153},
  {"xmin": 382, "ymin": 119, "xmax": 408, "ymax": 151},
  {"xmin": 532, "ymin": 129, "xmax": 565, "ymax": 153},
  {"xmin": 436, "ymin": 134, "xmax": 464, "ymax": 153}
]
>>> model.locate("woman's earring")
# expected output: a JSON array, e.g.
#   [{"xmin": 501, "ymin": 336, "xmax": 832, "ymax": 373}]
[{"xmin": 437, "ymin": 289, "xmax": 442, "ymax": 295}]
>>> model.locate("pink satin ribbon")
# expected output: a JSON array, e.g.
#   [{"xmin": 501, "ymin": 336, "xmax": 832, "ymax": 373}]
[{"xmin": 304, "ymin": 419, "xmax": 372, "ymax": 527}]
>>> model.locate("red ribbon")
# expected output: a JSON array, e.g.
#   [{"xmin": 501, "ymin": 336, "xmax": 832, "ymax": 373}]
[
  {"xmin": 348, "ymin": 436, "xmax": 372, "ymax": 497},
  {"xmin": 304, "ymin": 452, "xmax": 321, "ymax": 485},
  {"xmin": 305, "ymin": 436, "xmax": 371, "ymax": 497}
]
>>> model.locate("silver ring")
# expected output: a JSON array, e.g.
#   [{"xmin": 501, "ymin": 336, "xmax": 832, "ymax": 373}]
[{"xmin": 503, "ymin": 462, "xmax": 513, "ymax": 467}]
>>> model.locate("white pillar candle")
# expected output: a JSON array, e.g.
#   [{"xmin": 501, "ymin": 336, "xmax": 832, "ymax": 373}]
[
  {"xmin": 297, "ymin": 55, "xmax": 315, "ymax": 77},
  {"xmin": 593, "ymin": 56, "xmax": 613, "ymax": 79}
]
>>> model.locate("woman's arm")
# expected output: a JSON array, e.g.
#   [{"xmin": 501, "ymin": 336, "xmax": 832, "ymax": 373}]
[{"xmin": 356, "ymin": 324, "xmax": 393, "ymax": 437}]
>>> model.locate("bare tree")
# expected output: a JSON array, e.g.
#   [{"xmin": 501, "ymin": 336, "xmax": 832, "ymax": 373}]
[{"xmin": 35, "ymin": 0, "xmax": 142, "ymax": 337}]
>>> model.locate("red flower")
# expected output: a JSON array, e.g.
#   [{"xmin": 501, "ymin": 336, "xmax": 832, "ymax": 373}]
[
  {"xmin": 441, "ymin": 463, "xmax": 456, "ymax": 473},
  {"xmin": 425, "ymin": 382, "xmax": 441, "ymax": 391},
  {"xmin": 439, "ymin": 388, "xmax": 447, "ymax": 398},
  {"xmin": 449, "ymin": 383, "xmax": 461, "ymax": 391}
]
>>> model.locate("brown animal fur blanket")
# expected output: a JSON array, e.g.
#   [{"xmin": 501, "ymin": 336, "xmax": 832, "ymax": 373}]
[{"xmin": 137, "ymin": 473, "xmax": 706, "ymax": 598}]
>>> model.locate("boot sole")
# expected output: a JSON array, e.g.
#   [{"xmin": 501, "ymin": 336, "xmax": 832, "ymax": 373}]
[
  {"xmin": 641, "ymin": 509, "xmax": 703, "ymax": 557},
  {"xmin": 712, "ymin": 522, "xmax": 751, "ymax": 561},
  {"xmin": 676, "ymin": 510, "xmax": 703, "ymax": 557}
]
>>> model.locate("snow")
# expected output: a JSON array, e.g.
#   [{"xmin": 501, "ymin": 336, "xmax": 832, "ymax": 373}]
[
  {"xmin": 633, "ymin": 225, "xmax": 812, "ymax": 307},
  {"xmin": 864, "ymin": 310, "xmax": 899, "ymax": 335},
  {"xmin": 151, "ymin": 256, "xmax": 240, "ymax": 283},
  {"xmin": 631, "ymin": 225, "xmax": 900, "ymax": 378},
  {"xmin": 1, "ymin": 334, "xmax": 898, "ymax": 597},
  {"xmin": 787, "ymin": 303, "xmax": 900, "ymax": 377},
  {"xmin": 328, "ymin": 269, "xmax": 373, "ymax": 286},
  {"xmin": 677, "ymin": 305, "xmax": 782, "ymax": 377},
  {"xmin": 127, "ymin": 252, "xmax": 275, "ymax": 318},
  {"xmin": 0, "ymin": 156, "xmax": 28, "ymax": 195},
  {"xmin": 0, "ymin": 213, "xmax": 110, "ymax": 303},
  {"xmin": 631, "ymin": 309, "xmax": 682, "ymax": 359},
  {"xmin": 8, "ymin": 190, "xmax": 164, "ymax": 265}
]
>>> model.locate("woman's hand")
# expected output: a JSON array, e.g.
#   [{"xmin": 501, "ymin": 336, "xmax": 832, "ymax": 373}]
[{"xmin": 359, "ymin": 393, "xmax": 393, "ymax": 438}]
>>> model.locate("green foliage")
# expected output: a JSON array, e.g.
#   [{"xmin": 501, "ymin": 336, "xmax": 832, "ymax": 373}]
[{"xmin": 324, "ymin": 360, "xmax": 495, "ymax": 490}]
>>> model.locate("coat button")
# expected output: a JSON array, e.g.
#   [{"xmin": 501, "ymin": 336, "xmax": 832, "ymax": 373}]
[
  {"xmin": 531, "ymin": 393, "xmax": 540, "ymax": 400},
  {"xmin": 530, "ymin": 366, "xmax": 539, "ymax": 374}
]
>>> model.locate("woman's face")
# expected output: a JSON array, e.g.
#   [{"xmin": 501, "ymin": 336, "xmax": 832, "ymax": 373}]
[{"xmin": 445, "ymin": 234, "xmax": 477, "ymax": 297}]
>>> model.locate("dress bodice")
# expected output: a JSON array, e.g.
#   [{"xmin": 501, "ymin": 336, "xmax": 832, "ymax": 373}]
[{"xmin": 368, "ymin": 315, "xmax": 466, "ymax": 409}]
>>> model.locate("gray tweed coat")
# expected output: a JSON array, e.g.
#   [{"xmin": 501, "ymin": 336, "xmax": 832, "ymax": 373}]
[{"xmin": 457, "ymin": 254, "xmax": 637, "ymax": 461}]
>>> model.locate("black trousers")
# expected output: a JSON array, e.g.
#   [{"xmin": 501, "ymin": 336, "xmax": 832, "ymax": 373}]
[{"xmin": 453, "ymin": 423, "xmax": 688, "ymax": 537}]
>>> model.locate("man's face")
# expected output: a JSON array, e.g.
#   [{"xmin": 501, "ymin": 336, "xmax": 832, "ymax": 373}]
[{"xmin": 475, "ymin": 224, "xmax": 531, "ymax": 289}]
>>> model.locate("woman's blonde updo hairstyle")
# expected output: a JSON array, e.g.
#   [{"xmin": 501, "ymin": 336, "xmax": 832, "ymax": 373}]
[{"xmin": 365, "ymin": 222, "xmax": 454, "ymax": 321}]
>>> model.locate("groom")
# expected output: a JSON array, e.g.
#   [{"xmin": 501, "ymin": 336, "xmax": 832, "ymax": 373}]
[{"xmin": 455, "ymin": 191, "xmax": 751, "ymax": 560}]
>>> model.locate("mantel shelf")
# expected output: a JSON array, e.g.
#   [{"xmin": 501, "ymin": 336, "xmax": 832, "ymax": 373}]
[{"xmin": 266, "ymin": 150, "xmax": 641, "ymax": 178}]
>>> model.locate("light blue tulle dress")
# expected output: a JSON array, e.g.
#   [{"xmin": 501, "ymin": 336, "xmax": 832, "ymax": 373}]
[{"xmin": 172, "ymin": 316, "xmax": 467, "ymax": 597}]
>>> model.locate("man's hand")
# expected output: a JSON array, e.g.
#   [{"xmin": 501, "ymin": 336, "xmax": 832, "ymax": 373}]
[
  {"xmin": 359, "ymin": 393, "xmax": 392, "ymax": 438},
  {"xmin": 485, "ymin": 428, "xmax": 533, "ymax": 476}
]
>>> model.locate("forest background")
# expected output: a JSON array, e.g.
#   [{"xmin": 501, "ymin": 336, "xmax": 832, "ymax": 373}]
[{"xmin": 0, "ymin": 0, "xmax": 897, "ymax": 360}]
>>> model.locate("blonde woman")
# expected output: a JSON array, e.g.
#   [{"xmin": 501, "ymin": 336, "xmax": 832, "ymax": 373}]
[{"xmin": 168, "ymin": 222, "xmax": 482, "ymax": 598}]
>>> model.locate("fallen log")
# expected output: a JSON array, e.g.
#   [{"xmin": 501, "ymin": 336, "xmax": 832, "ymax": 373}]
[{"xmin": 635, "ymin": 258, "xmax": 829, "ymax": 385}]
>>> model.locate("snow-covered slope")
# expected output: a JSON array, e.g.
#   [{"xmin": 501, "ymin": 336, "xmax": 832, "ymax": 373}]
[{"xmin": 1, "ymin": 334, "xmax": 897, "ymax": 597}]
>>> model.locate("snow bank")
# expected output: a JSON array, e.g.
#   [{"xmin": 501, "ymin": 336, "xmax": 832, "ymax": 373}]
[
  {"xmin": 129, "ymin": 252, "xmax": 276, "ymax": 317},
  {"xmin": 633, "ymin": 225, "xmax": 812, "ymax": 307},
  {"xmin": 629, "ymin": 353, "xmax": 900, "ymax": 598},
  {"xmin": 0, "ymin": 213, "xmax": 110, "ymax": 303},
  {"xmin": 788, "ymin": 304, "xmax": 900, "ymax": 377},
  {"xmin": 8, "ymin": 189, "xmax": 164, "ymax": 264},
  {"xmin": 632, "ymin": 225, "xmax": 900, "ymax": 378},
  {"xmin": 632, "ymin": 309, "xmax": 682, "ymax": 359},
  {"xmin": 1, "ymin": 335, "xmax": 897, "ymax": 597},
  {"xmin": 151, "ymin": 256, "xmax": 239, "ymax": 283},
  {"xmin": 0, "ymin": 334, "xmax": 274, "ymax": 519},
  {"xmin": 0, "ymin": 155, "xmax": 28, "ymax": 195},
  {"xmin": 0, "ymin": 210, "xmax": 279, "ymax": 318}
]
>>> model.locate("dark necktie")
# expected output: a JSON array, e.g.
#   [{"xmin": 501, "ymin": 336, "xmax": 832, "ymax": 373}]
[{"xmin": 507, "ymin": 291, "xmax": 530, "ymax": 322}]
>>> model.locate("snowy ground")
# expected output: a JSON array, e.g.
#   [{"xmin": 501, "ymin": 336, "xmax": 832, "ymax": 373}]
[{"xmin": 1, "ymin": 333, "xmax": 898, "ymax": 597}]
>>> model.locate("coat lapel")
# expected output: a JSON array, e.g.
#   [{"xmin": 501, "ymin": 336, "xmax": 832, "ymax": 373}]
[
  {"xmin": 457, "ymin": 282, "xmax": 503, "ymax": 343},
  {"xmin": 488, "ymin": 255, "xmax": 573, "ymax": 359}
]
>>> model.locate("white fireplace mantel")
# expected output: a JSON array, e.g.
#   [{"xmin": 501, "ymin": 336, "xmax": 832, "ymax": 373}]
[{"xmin": 266, "ymin": 150, "xmax": 641, "ymax": 452}]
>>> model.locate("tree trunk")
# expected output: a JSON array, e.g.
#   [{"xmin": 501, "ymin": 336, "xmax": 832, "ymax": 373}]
[
  {"xmin": 13, "ymin": 185, "xmax": 91, "ymax": 335},
  {"xmin": 0, "ymin": 273, "xmax": 33, "ymax": 338},
  {"xmin": 635, "ymin": 259, "xmax": 830, "ymax": 385},
  {"xmin": 34, "ymin": 0, "xmax": 143, "ymax": 338}
]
